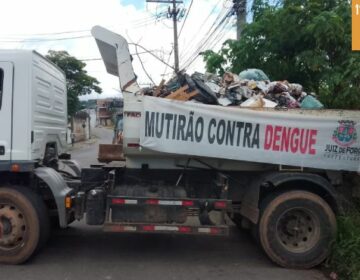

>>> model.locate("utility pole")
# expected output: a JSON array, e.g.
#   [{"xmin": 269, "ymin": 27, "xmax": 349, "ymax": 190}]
[
  {"xmin": 233, "ymin": 0, "xmax": 247, "ymax": 40},
  {"xmin": 170, "ymin": 0, "xmax": 180, "ymax": 73},
  {"xmin": 146, "ymin": 0, "xmax": 183, "ymax": 73}
]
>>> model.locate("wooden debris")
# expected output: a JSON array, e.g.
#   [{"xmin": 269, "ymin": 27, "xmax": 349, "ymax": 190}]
[
  {"xmin": 153, "ymin": 79, "xmax": 165, "ymax": 97},
  {"xmin": 165, "ymin": 85, "xmax": 198, "ymax": 101}
]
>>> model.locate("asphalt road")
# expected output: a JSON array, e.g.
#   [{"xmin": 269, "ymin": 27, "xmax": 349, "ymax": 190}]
[
  {"xmin": 0, "ymin": 127, "xmax": 327, "ymax": 280},
  {"xmin": 67, "ymin": 126, "xmax": 114, "ymax": 167},
  {"xmin": 0, "ymin": 222, "xmax": 327, "ymax": 280}
]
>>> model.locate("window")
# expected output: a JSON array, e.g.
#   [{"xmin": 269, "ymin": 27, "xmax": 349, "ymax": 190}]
[{"xmin": 0, "ymin": 69, "xmax": 3, "ymax": 110}]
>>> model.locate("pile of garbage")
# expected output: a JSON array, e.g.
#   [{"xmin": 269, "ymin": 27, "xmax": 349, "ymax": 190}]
[{"xmin": 142, "ymin": 69, "xmax": 324, "ymax": 109}]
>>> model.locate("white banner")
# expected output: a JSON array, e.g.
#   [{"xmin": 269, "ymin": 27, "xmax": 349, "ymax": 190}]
[{"xmin": 140, "ymin": 97, "xmax": 360, "ymax": 172}]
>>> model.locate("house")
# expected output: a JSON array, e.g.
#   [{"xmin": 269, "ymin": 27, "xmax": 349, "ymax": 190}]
[
  {"xmin": 67, "ymin": 111, "xmax": 90, "ymax": 143},
  {"xmin": 96, "ymin": 98, "xmax": 123, "ymax": 126}
]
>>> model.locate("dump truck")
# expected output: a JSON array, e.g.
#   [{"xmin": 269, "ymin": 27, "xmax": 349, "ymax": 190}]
[{"xmin": 0, "ymin": 27, "xmax": 359, "ymax": 268}]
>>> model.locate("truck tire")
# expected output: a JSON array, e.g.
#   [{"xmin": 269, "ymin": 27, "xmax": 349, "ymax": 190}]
[
  {"xmin": 258, "ymin": 190, "xmax": 336, "ymax": 269},
  {"xmin": 0, "ymin": 186, "xmax": 50, "ymax": 264}
]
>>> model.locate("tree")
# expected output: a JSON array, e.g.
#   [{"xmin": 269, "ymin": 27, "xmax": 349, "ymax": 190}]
[
  {"xmin": 46, "ymin": 50, "xmax": 102, "ymax": 116},
  {"xmin": 203, "ymin": 0, "xmax": 360, "ymax": 109}
]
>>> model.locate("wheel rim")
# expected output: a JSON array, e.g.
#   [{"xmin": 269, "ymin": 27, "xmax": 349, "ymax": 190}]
[
  {"xmin": 276, "ymin": 207, "xmax": 320, "ymax": 253},
  {"xmin": 0, "ymin": 204, "xmax": 27, "ymax": 250}
]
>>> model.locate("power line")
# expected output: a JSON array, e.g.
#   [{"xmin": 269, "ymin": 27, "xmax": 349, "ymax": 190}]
[
  {"xmin": 0, "ymin": 15, "xmax": 158, "ymax": 39},
  {"xmin": 180, "ymin": 0, "xmax": 248, "ymax": 67},
  {"xmin": 178, "ymin": 0, "xmax": 223, "ymax": 60},
  {"xmin": 80, "ymin": 58, "xmax": 103, "ymax": 61},
  {"xmin": 0, "ymin": 29, "xmax": 90, "ymax": 37},
  {"xmin": 178, "ymin": 0, "xmax": 193, "ymax": 38},
  {"xmin": 0, "ymin": 1, "xmax": 235, "ymax": 74},
  {"xmin": 0, "ymin": 18, "xmax": 165, "ymax": 44},
  {"xmin": 179, "ymin": 6, "xmax": 228, "ymax": 65},
  {"xmin": 180, "ymin": 6, "xmax": 232, "ymax": 68},
  {"xmin": 205, "ymin": 14, "xmax": 233, "ymax": 50},
  {"xmin": 0, "ymin": 32, "xmax": 173, "ymax": 70},
  {"xmin": 80, "ymin": 49, "xmax": 169, "ymax": 62},
  {"xmin": 135, "ymin": 44, "xmax": 155, "ymax": 85},
  {"xmin": 207, "ymin": 18, "xmax": 233, "ymax": 50},
  {"xmin": 181, "ymin": 0, "xmax": 250, "ymax": 70},
  {"xmin": 129, "ymin": 43, "xmax": 175, "ymax": 70},
  {"xmin": 181, "ymin": 7, "xmax": 233, "ymax": 69},
  {"xmin": 0, "ymin": 35, "xmax": 91, "ymax": 43},
  {"xmin": 162, "ymin": 47, "xmax": 174, "ymax": 78}
]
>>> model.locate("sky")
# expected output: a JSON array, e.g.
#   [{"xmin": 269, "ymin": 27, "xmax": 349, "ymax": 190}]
[{"xmin": 0, "ymin": 0, "xmax": 241, "ymax": 100}]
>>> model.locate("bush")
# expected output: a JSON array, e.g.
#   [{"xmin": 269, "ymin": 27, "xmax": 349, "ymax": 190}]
[{"xmin": 327, "ymin": 203, "xmax": 360, "ymax": 280}]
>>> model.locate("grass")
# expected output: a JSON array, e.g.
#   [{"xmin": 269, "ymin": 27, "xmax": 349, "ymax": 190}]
[{"xmin": 326, "ymin": 199, "xmax": 360, "ymax": 280}]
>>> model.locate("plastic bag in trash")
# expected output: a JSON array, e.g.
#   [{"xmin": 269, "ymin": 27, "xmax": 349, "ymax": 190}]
[
  {"xmin": 239, "ymin": 69, "xmax": 270, "ymax": 81},
  {"xmin": 267, "ymin": 81, "xmax": 289, "ymax": 94},
  {"xmin": 289, "ymin": 83, "xmax": 303, "ymax": 98},
  {"xmin": 300, "ymin": 95, "xmax": 324, "ymax": 109},
  {"xmin": 283, "ymin": 92, "xmax": 300, "ymax": 108}
]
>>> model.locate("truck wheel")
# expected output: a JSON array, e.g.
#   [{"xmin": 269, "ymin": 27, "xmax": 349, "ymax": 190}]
[
  {"xmin": 0, "ymin": 186, "xmax": 49, "ymax": 264},
  {"xmin": 258, "ymin": 190, "xmax": 336, "ymax": 269}
]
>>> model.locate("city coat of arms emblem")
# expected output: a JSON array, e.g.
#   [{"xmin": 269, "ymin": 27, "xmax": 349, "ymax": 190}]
[{"xmin": 332, "ymin": 120, "xmax": 357, "ymax": 147}]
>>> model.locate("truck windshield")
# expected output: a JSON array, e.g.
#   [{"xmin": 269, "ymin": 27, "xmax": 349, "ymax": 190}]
[{"xmin": 0, "ymin": 69, "xmax": 3, "ymax": 110}]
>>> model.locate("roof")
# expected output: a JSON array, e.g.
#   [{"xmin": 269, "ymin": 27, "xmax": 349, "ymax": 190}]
[{"xmin": 0, "ymin": 49, "xmax": 65, "ymax": 78}]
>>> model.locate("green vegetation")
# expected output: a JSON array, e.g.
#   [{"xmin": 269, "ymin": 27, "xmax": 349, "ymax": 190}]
[
  {"xmin": 203, "ymin": 0, "xmax": 360, "ymax": 109},
  {"xmin": 46, "ymin": 50, "xmax": 102, "ymax": 116},
  {"xmin": 327, "ymin": 201, "xmax": 360, "ymax": 280}
]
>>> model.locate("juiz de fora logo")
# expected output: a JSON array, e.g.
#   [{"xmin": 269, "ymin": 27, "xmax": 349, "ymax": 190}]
[{"xmin": 332, "ymin": 120, "xmax": 357, "ymax": 147}]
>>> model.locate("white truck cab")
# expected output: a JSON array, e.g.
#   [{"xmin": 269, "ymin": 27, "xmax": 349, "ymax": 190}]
[
  {"xmin": 0, "ymin": 50, "xmax": 77, "ymax": 265},
  {"xmin": 0, "ymin": 50, "xmax": 67, "ymax": 171}
]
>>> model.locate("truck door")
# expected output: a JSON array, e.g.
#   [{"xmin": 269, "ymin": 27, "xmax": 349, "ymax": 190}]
[{"xmin": 0, "ymin": 62, "xmax": 13, "ymax": 161}]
